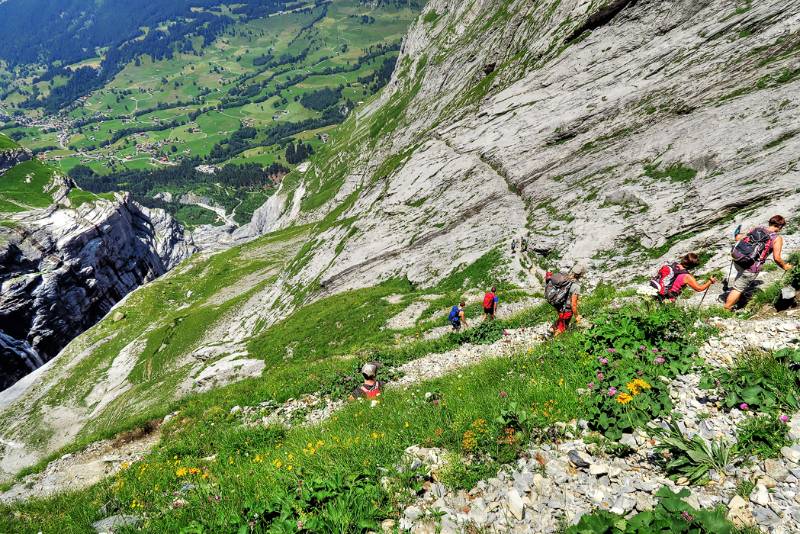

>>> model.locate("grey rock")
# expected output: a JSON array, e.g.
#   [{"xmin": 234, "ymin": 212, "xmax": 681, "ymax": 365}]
[
  {"xmin": 751, "ymin": 505, "xmax": 781, "ymax": 527},
  {"xmin": 782, "ymin": 445, "xmax": 800, "ymax": 464},
  {"xmin": 750, "ymin": 484, "xmax": 770, "ymax": 506},
  {"xmin": 92, "ymin": 515, "xmax": 141, "ymax": 533},
  {"xmin": 568, "ymin": 450, "xmax": 591, "ymax": 469},
  {"xmin": 507, "ymin": 488, "xmax": 524, "ymax": 520}
]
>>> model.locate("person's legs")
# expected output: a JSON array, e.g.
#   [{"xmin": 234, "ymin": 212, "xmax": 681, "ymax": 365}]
[
  {"xmin": 724, "ymin": 267, "xmax": 757, "ymax": 310},
  {"xmin": 553, "ymin": 311, "xmax": 573, "ymax": 335}
]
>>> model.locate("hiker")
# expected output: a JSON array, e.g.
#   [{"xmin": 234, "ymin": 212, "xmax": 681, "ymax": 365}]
[
  {"xmin": 483, "ymin": 286, "xmax": 499, "ymax": 320},
  {"xmin": 651, "ymin": 253, "xmax": 717, "ymax": 302},
  {"xmin": 724, "ymin": 215, "xmax": 794, "ymax": 311},
  {"xmin": 521, "ymin": 235, "xmax": 528, "ymax": 253},
  {"xmin": 511, "ymin": 239, "xmax": 518, "ymax": 254},
  {"xmin": 449, "ymin": 300, "xmax": 467, "ymax": 331},
  {"xmin": 545, "ymin": 262, "xmax": 586, "ymax": 336},
  {"xmin": 349, "ymin": 362, "xmax": 383, "ymax": 400}
]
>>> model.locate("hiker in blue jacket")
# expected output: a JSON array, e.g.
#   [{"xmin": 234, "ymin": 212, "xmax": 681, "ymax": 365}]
[{"xmin": 449, "ymin": 300, "xmax": 467, "ymax": 331}]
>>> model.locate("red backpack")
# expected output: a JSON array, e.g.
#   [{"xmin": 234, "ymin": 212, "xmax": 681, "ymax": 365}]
[
  {"xmin": 483, "ymin": 292, "xmax": 495, "ymax": 308},
  {"xmin": 359, "ymin": 383, "xmax": 382, "ymax": 399},
  {"xmin": 650, "ymin": 262, "xmax": 688, "ymax": 299}
]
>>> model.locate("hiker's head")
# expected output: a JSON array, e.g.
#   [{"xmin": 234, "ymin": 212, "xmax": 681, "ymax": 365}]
[
  {"xmin": 569, "ymin": 262, "xmax": 588, "ymax": 279},
  {"xmin": 459, "ymin": 300, "xmax": 466, "ymax": 308},
  {"xmin": 361, "ymin": 362, "xmax": 378, "ymax": 380},
  {"xmin": 491, "ymin": 286, "xmax": 496, "ymax": 293},
  {"xmin": 769, "ymin": 215, "xmax": 787, "ymax": 231},
  {"xmin": 681, "ymin": 253, "xmax": 700, "ymax": 269}
]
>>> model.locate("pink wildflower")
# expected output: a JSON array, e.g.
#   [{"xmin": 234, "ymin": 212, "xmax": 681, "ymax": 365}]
[
  {"xmin": 596, "ymin": 372, "xmax": 604, "ymax": 381},
  {"xmin": 654, "ymin": 357, "xmax": 666, "ymax": 365},
  {"xmin": 587, "ymin": 382, "xmax": 595, "ymax": 389},
  {"xmin": 739, "ymin": 403, "xmax": 749, "ymax": 411},
  {"xmin": 780, "ymin": 414, "xmax": 790, "ymax": 423},
  {"xmin": 608, "ymin": 387, "xmax": 617, "ymax": 396},
  {"xmin": 499, "ymin": 391, "xmax": 508, "ymax": 398},
  {"xmin": 598, "ymin": 357, "xmax": 609, "ymax": 365}
]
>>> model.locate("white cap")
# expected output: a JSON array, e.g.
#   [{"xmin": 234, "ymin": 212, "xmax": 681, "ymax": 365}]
[{"xmin": 361, "ymin": 363, "xmax": 378, "ymax": 378}]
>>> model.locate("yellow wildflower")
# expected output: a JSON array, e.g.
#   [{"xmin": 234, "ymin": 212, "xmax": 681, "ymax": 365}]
[
  {"xmin": 462, "ymin": 430, "xmax": 478, "ymax": 452},
  {"xmin": 616, "ymin": 393, "xmax": 633, "ymax": 405},
  {"xmin": 404, "ymin": 421, "xmax": 410, "ymax": 428},
  {"xmin": 627, "ymin": 378, "xmax": 652, "ymax": 396},
  {"xmin": 176, "ymin": 467, "xmax": 188, "ymax": 477},
  {"xmin": 286, "ymin": 465, "xmax": 293, "ymax": 471}
]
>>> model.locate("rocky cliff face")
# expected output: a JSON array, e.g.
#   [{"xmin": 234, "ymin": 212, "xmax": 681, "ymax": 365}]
[
  {"xmin": 0, "ymin": 193, "xmax": 195, "ymax": 390},
  {"xmin": 258, "ymin": 0, "xmax": 799, "ymax": 295},
  {"xmin": 0, "ymin": 148, "xmax": 31, "ymax": 174}
]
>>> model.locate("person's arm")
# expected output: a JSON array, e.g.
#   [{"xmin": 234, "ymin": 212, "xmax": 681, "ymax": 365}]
[
  {"xmin": 772, "ymin": 236, "xmax": 793, "ymax": 271},
  {"xmin": 460, "ymin": 310, "xmax": 467, "ymax": 327},
  {"xmin": 685, "ymin": 274, "xmax": 716, "ymax": 292},
  {"xmin": 571, "ymin": 294, "xmax": 580, "ymax": 322}
]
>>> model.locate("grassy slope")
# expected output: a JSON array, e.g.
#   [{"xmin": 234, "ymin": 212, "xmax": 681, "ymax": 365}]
[{"xmin": 0, "ymin": 159, "xmax": 56, "ymax": 212}]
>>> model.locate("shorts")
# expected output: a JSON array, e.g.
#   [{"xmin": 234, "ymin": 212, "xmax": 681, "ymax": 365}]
[
  {"xmin": 451, "ymin": 320, "xmax": 461, "ymax": 331},
  {"xmin": 732, "ymin": 265, "xmax": 759, "ymax": 292},
  {"xmin": 483, "ymin": 306, "xmax": 494, "ymax": 315}
]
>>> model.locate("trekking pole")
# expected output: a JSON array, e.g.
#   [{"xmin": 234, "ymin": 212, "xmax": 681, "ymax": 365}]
[
  {"xmin": 725, "ymin": 225, "xmax": 742, "ymax": 289},
  {"xmin": 699, "ymin": 286, "xmax": 710, "ymax": 307}
]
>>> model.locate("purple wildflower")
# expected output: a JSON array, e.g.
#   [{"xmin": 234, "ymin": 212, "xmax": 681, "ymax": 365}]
[
  {"xmin": 598, "ymin": 357, "xmax": 609, "ymax": 365},
  {"xmin": 780, "ymin": 414, "xmax": 790, "ymax": 423},
  {"xmin": 739, "ymin": 403, "xmax": 749, "ymax": 411}
]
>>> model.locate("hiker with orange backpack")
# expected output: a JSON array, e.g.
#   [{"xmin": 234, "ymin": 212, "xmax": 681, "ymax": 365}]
[
  {"xmin": 349, "ymin": 362, "xmax": 383, "ymax": 400},
  {"xmin": 650, "ymin": 253, "xmax": 717, "ymax": 302},
  {"xmin": 545, "ymin": 262, "xmax": 586, "ymax": 336},
  {"xmin": 724, "ymin": 215, "xmax": 793, "ymax": 311},
  {"xmin": 483, "ymin": 286, "xmax": 499, "ymax": 320}
]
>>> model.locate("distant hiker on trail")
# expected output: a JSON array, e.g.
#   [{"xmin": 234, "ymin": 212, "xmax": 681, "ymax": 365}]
[
  {"xmin": 349, "ymin": 363, "xmax": 383, "ymax": 400},
  {"xmin": 483, "ymin": 287, "xmax": 499, "ymax": 320},
  {"xmin": 511, "ymin": 239, "xmax": 518, "ymax": 254},
  {"xmin": 724, "ymin": 215, "xmax": 793, "ymax": 311},
  {"xmin": 449, "ymin": 301, "xmax": 467, "ymax": 331},
  {"xmin": 521, "ymin": 236, "xmax": 529, "ymax": 253},
  {"xmin": 650, "ymin": 253, "xmax": 717, "ymax": 302},
  {"xmin": 545, "ymin": 262, "xmax": 586, "ymax": 336}
]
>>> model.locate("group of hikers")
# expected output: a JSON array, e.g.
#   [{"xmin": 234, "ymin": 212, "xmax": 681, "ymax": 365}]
[{"xmin": 351, "ymin": 215, "xmax": 793, "ymax": 400}]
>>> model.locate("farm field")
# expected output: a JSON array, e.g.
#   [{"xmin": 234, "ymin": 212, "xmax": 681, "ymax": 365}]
[{"xmin": 0, "ymin": 0, "xmax": 420, "ymax": 229}]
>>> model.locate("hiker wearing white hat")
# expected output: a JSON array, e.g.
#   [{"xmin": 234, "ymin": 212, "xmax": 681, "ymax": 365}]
[
  {"xmin": 545, "ymin": 261, "xmax": 587, "ymax": 336},
  {"xmin": 349, "ymin": 362, "xmax": 384, "ymax": 400}
]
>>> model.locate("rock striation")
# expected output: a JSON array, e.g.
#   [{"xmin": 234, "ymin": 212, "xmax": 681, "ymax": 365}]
[{"xmin": 0, "ymin": 193, "xmax": 195, "ymax": 390}]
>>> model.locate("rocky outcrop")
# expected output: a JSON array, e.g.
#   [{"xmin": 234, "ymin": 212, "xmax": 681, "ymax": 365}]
[
  {"xmin": 0, "ymin": 148, "xmax": 31, "ymax": 174},
  {"xmin": 0, "ymin": 193, "xmax": 195, "ymax": 390},
  {"xmin": 259, "ymin": 0, "xmax": 799, "ymax": 296}
]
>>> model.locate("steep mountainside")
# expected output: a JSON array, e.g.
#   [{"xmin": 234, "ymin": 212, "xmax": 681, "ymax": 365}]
[
  {"xmin": 0, "ymin": 0, "xmax": 799, "ymax": 494},
  {"xmin": 0, "ymin": 134, "xmax": 196, "ymax": 390}
]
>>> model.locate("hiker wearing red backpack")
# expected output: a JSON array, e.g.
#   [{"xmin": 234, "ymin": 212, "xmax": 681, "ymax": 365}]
[
  {"xmin": 724, "ymin": 215, "xmax": 793, "ymax": 311},
  {"xmin": 483, "ymin": 286, "xmax": 499, "ymax": 320},
  {"xmin": 651, "ymin": 253, "xmax": 717, "ymax": 302},
  {"xmin": 349, "ymin": 363, "xmax": 383, "ymax": 400},
  {"xmin": 545, "ymin": 262, "xmax": 586, "ymax": 336}
]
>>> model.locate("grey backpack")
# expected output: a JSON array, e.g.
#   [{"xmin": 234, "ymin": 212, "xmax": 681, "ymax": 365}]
[{"xmin": 545, "ymin": 273, "xmax": 573, "ymax": 310}]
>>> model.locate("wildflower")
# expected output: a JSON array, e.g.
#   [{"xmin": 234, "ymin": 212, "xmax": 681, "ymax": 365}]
[
  {"xmin": 608, "ymin": 387, "xmax": 617, "ymax": 396},
  {"xmin": 607, "ymin": 348, "xmax": 617, "ymax": 353},
  {"xmin": 681, "ymin": 511, "xmax": 694, "ymax": 522},
  {"xmin": 596, "ymin": 372, "xmax": 605, "ymax": 381},
  {"xmin": 627, "ymin": 378, "xmax": 651, "ymax": 396},
  {"xmin": 188, "ymin": 467, "xmax": 201, "ymax": 474},
  {"xmin": 639, "ymin": 345, "xmax": 647, "ymax": 351},
  {"xmin": 175, "ymin": 467, "xmax": 188, "ymax": 477},
  {"xmin": 654, "ymin": 356, "xmax": 666, "ymax": 365},
  {"xmin": 499, "ymin": 390, "xmax": 508, "ymax": 398},
  {"xmin": 120, "ymin": 462, "xmax": 130, "ymax": 470},
  {"xmin": 286, "ymin": 465, "xmax": 293, "ymax": 471},
  {"xmin": 780, "ymin": 414, "xmax": 790, "ymax": 423},
  {"xmin": 404, "ymin": 421, "xmax": 410, "ymax": 428},
  {"xmin": 587, "ymin": 382, "xmax": 594, "ymax": 389},
  {"xmin": 598, "ymin": 357, "xmax": 608, "ymax": 365},
  {"xmin": 558, "ymin": 378, "xmax": 564, "ymax": 386},
  {"xmin": 462, "ymin": 430, "xmax": 477, "ymax": 451},
  {"xmin": 739, "ymin": 403, "xmax": 749, "ymax": 411},
  {"xmin": 273, "ymin": 459, "xmax": 283, "ymax": 469},
  {"xmin": 616, "ymin": 393, "xmax": 633, "ymax": 405}
]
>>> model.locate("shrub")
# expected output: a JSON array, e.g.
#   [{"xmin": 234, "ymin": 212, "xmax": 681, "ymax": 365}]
[
  {"xmin": 737, "ymin": 415, "xmax": 792, "ymax": 459},
  {"xmin": 653, "ymin": 420, "xmax": 739, "ymax": 485},
  {"xmin": 701, "ymin": 347, "xmax": 800, "ymax": 413},
  {"xmin": 567, "ymin": 487, "xmax": 737, "ymax": 533}
]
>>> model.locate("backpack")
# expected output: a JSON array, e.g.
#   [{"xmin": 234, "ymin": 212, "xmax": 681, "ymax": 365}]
[
  {"xmin": 650, "ymin": 262, "xmax": 689, "ymax": 298},
  {"xmin": 359, "ymin": 383, "xmax": 381, "ymax": 399},
  {"xmin": 448, "ymin": 305, "xmax": 460, "ymax": 324},
  {"xmin": 731, "ymin": 227, "xmax": 774, "ymax": 269},
  {"xmin": 545, "ymin": 273, "xmax": 573, "ymax": 310},
  {"xmin": 483, "ymin": 292, "xmax": 495, "ymax": 308}
]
